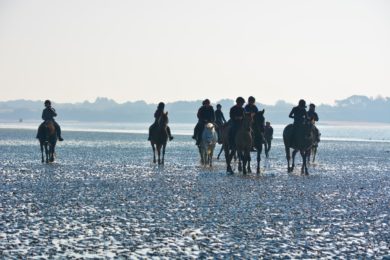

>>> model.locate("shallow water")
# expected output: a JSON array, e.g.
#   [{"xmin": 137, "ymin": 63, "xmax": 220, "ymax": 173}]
[{"xmin": 1, "ymin": 129, "xmax": 390, "ymax": 258}]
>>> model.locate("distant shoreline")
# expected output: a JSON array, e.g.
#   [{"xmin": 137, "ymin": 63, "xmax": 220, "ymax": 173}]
[{"xmin": 1, "ymin": 121, "xmax": 390, "ymax": 143}]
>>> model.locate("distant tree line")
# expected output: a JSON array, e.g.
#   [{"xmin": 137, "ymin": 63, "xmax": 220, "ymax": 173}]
[{"xmin": 0, "ymin": 95, "xmax": 389, "ymax": 124}]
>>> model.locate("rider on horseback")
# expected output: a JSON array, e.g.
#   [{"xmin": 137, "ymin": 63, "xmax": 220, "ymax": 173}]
[
  {"xmin": 244, "ymin": 96, "xmax": 259, "ymax": 113},
  {"xmin": 148, "ymin": 102, "xmax": 173, "ymax": 141},
  {"xmin": 36, "ymin": 100, "xmax": 64, "ymax": 141},
  {"xmin": 307, "ymin": 103, "xmax": 319, "ymax": 122},
  {"xmin": 288, "ymin": 99, "xmax": 308, "ymax": 145},
  {"xmin": 215, "ymin": 104, "xmax": 226, "ymax": 143},
  {"xmin": 289, "ymin": 99, "xmax": 308, "ymax": 124},
  {"xmin": 229, "ymin": 97, "xmax": 246, "ymax": 149},
  {"xmin": 192, "ymin": 99, "xmax": 215, "ymax": 146},
  {"xmin": 308, "ymin": 103, "xmax": 320, "ymax": 142}
]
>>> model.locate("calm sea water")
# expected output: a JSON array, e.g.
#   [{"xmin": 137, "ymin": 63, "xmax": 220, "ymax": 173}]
[
  {"xmin": 1, "ymin": 120, "xmax": 390, "ymax": 142},
  {"xmin": 0, "ymin": 124, "xmax": 390, "ymax": 258}
]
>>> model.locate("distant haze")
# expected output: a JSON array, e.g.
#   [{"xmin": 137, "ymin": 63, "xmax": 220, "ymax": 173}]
[
  {"xmin": 1, "ymin": 95, "xmax": 389, "ymax": 124},
  {"xmin": 0, "ymin": 0, "xmax": 389, "ymax": 105}
]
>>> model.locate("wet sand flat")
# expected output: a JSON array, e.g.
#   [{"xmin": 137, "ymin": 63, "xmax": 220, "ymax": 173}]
[{"xmin": 1, "ymin": 129, "xmax": 390, "ymax": 258}]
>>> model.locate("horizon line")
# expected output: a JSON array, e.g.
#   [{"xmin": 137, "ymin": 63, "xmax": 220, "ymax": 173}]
[{"xmin": 0, "ymin": 94, "xmax": 389, "ymax": 107}]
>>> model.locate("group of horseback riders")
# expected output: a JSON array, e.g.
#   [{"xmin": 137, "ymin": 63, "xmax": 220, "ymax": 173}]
[{"xmin": 35, "ymin": 98, "xmax": 319, "ymax": 147}]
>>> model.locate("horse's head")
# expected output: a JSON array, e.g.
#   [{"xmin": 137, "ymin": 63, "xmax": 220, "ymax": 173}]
[
  {"xmin": 202, "ymin": 123, "xmax": 217, "ymax": 144},
  {"xmin": 254, "ymin": 109, "xmax": 265, "ymax": 129},
  {"xmin": 158, "ymin": 112, "xmax": 169, "ymax": 127},
  {"xmin": 205, "ymin": 122, "xmax": 215, "ymax": 130},
  {"xmin": 242, "ymin": 112, "xmax": 253, "ymax": 130}
]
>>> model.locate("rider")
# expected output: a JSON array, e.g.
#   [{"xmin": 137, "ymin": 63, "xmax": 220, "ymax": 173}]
[
  {"xmin": 215, "ymin": 104, "xmax": 227, "ymax": 126},
  {"xmin": 192, "ymin": 99, "xmax": 215, "ymax": 145},
  {"xmin": 264, "ymin": 121, "xmax": 273, "ymax": 155},
  {"xmin": 307, "ymin": 103, "xmax": 320, "ymax": 142},
  {"xmin": 148, "ymin": 102, "xmax": 173, "ymax": 141},
  {"xmin": 288, "ymin": 99, "xmax": 308, "ymax": 145},
  {"xmin": 229, "ymin": 97, "xmax": 246, "ymax": 149},
  {"xmin": 289, "ymin": 99, "xmax": 308, "ymax": 125},
  {"xmin": 215, "ymin": 104, "xmax": 226, "ymax": 143},
  {"xmin": 245, "ymin": 96, "xmax": 260, "ymax": 151},
  {"xmin": 307, "ymin": 103, "xmax": 319, "ymax": 123},
  {"xmin": 36, "ymin": 100, "xmax": 64, "ymax": 141},
  {"xmin": 244, "ymin": 96, "xmax": 259, "ymax": 114}
]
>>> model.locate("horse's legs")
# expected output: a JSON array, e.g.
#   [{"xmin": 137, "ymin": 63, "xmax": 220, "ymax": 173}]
[
  {"xmin": 217, "ymin": 145, "xmax": 223, "ymax": 160},
  {"xmin": 224, "ymin": 146, "xmax": 234, "ymax": 173},
  {"xmin": 246, "ymin": 150, "xmax": 251, "ymax": 174},
  {"xmin": 151, "ymin": 143, "xmax": 156, "ymax": 163},
  {"xmin": 156, "ymin": 144, "xmax": 161, "ymax": 164},
  {"xmin": 49, "ymin": 144, "xmax": 54, "ymax": 162},
  {"xmin": 44, "ymin": 143, "xmax": 49, "ymax": 163},
  {"xmin": 209, "ymin": 148, "xmax": 214, "ymax": 167},
  {"xmin": 256, "ymin": 148, "xmax": 261, "ymax": 174},
  {"xmin": 312, "ymin": 146, "xmax": 317, "ymax": 163},
  {"xmin": 40, "ymin": 143, "xmax": 44, "ymax": 163},
  {"xmin": 291, "ymin": 149, "xmax": 298, "ymax": 172},
  {"xmin": 237, "ymin": 151, "xmax": 243, "ymax": 173},
  {"xmin": 161, "ymin": 144, "xmax": 166, "ymax": 165},
  {"xmin": 285, "ymin": 146, "xmax": 291, "ymax": 172},
  {"xmin": 300, "ymin": 150, "xmax": 309, "ymax": 175}
]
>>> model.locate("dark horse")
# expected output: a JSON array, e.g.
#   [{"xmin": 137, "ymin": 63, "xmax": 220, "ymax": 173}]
[
  {"xmin": 223, "ymin": 113, "xmax": 253, "ymax": 174},
  {"xmin": 252, "ymin": 109, "xmax": 267, "ymax": 174},
  {"xmin": 283, "ymin": 123, "xmax": 315, "ymax": 175},
  {"xmin": 38, "ymin": 120, "xmax": 57, "ymax": 163},
  {"xmin": 150, "ymin": 112, "xmax": 169, "ymax": 165}
]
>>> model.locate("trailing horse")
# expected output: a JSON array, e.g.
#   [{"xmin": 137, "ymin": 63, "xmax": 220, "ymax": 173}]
[
  {"xmin": 283, "ymin": 123, "xmax": 315, "ymax": 175},
  {"xmin": 37, "ymin": 120, "xmax": 57, "ymax": 163},
  {"xmin": 252, "ymin": 109, "xmax": 267, "ymax": 174},
  {"xmin": 199, "ymin": 123, "xmax": 218, "ymax": 166},
  {"xmin": 150, "ymin": 112, "xmax": 169, "ymax": 165},
  {"xmin": 224, "ymin": 113, "xmax": 253, "ymax": 174}
]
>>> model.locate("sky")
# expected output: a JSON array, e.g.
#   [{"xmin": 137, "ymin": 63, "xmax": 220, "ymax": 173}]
[{"xmin": 0, "ymin": 0, "xmax": 389, "ymax": 105}]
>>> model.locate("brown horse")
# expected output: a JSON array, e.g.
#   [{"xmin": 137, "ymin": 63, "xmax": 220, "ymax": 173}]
[
  {"xmin": 283, "ymin": 123, "xmax": 315, "ymax": 174},
  {"xmin": 150, "ymin": 112, "xmax": 169, "ymax": 165},
  {"xmin": 223, "ymin": 113, "xmax": 253, "ymax": 174},
  {"xmin": 38, "ymin": 120, "xmax": 57, "ymax": 163},
  {"xmin": 252, "ymin": 110, "xmax": 267, "ymax": 174}
]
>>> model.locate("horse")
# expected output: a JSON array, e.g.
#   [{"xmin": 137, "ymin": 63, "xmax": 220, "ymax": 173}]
[
  {"xmin": 252, "ymin": 109, "xmax": 267, "ymax": 174},
  {"xmin": 37, "ymin": 120, "xmax": 57, "ymax": 163},
  {"xmin": 283, "ymin": 123, "xmax": 315, "ymax": 175},
  {"xmin": 150, "ymin": 112, "xmax": 169, "ymax": 165},
  {"xmin": 308, "ymin": 124, "xmax": 320, "ymax": 164},
  {"xmin": 199, "ymin": 123, "xmax": 218, "ymax": 166},
  {"xmin": 224, "ymin": 113, "xmax": 253, "ymax": 174},
  {"xmin": 308, "ymin": 140, "xmax": 319, "ymax": 164}
]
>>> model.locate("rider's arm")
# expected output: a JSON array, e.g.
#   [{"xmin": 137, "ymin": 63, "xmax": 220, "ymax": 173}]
[{"xmin": 288, "ymin": 108, "xmax": 295, "ymax": 119}]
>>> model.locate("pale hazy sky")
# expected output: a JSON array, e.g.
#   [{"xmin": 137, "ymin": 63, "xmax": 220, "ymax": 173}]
[{"xmin": 0, "ymin": 0, "xmax": 389, "ymax": 105}]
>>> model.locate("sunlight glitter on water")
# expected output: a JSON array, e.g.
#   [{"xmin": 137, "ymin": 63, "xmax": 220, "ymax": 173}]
[{"xmin": 0, "ymin": 128, "xmax": 390, "ymax": 258}]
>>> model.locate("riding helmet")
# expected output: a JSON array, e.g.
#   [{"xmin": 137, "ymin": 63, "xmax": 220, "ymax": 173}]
[
  {"xmin": 158, "ymin": 102, "xmax": 165, "ymax": 109},
  {"xmin": 216, "ymin": 104, "xmax": 222, "ymax": 109},
  {"xmin": 248, "ymin": 96, "xmax": 255, "ymax": 103},
  {"xmin": 309, "ymin": 103, "xmax": 315, "ymax": 108},
  {"xmin": 204, "ymin": 99, "xmax": 210, "ymax": 105},
  {"xmin": 44, "ymin": 100, "xmax": 51, "ymax": 106},
  {"xmin": 236, "ymin": 97, "xmax": 245, "ymax": 104},
  {"xmin": 298, "ymin": 99, "xmax": 306, "ymax": 108}
]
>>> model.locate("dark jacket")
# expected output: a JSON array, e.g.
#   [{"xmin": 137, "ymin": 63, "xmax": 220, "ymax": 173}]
[
  {"xmin": 244, "ymin": 104, "xmax": 258, "ymax": 114},
  {"xmin": 230, "ymin": 105, "xmax": 245, "ymax": 123},
  {"xmin": 308, "ymin": 110, "xmax": 319, "ymax": 122},
  {"xmin": 42, "ymin": 107, "xmax": 57, "ymax": 121},
  {"xmin": 154, "ymin": 109, "xmax": 164, "ymax": 120},
  {"xmin": 289, "ymin": 106, "xmax": 308, "ymax": 124},
  {"xmin": 197, "ymin": 105, "xmax": 215, "ymax": 122},
  {"xmin": 265, "ymin": 126, "xmax": 273, "ymax": 140},
  {"xmin": 215, "ymin": 110, "xmax": 226, "ymax": 125}
]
